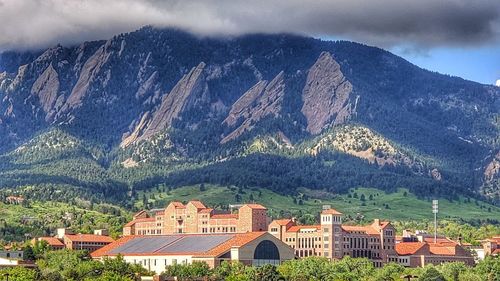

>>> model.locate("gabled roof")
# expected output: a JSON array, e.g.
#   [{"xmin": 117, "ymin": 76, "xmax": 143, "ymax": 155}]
[
  {"xmin": 395, "ymin": 242, "xmax": 427, "ymax": 255},
  {"xmin": 272, "ymin": 219, "xmax": 294, "ymax": 226},
  {"xmin": 429, "ymin": 244, "xmax": 456, "ymax": 256},
  {"xmin": 341, "ymin": 225, "xmax": 380, "ymax": 235},
  {"xmin": 199, "ymin": 208, "xmax": 213, "ymax": 214},
  {"xmin": 243, "ymin": 204, "xmax": 267, "ymax": 210},
  {"xmin": 91, "ymin": 232, "xmax": 267, "ymax": 258},
  {"xmin": 188, "ymin": 200, "xmax": 207, "ymax": 209},
  {"xmin": 124, "ymin": 217, "xmax": 155, "ymax": 227},
  {"xmin": 211, "ymin": 214, "xmax": 238, "ymax": 219},
  {"xmin": 288, "ymin": 225, "xmax": 321, "ymax": 232},
  {"xmin": 36, "ymin": 237, "xmax": 64, "ymax": 247},
  {"xmin": 64, "ymin": 234, "xmax": 114, "ymax": 243},
  {"xmin": 170, "ymin": 202, "xmax": 186, "ymax": 208},
  {"xmin": 321, "ymin": 209, "xmax": 342, "ymax": 215}
]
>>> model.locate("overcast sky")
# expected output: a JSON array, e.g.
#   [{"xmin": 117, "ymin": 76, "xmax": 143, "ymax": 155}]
[{"xmin": 0, "ymin": 0, "xmax": 499, "ymax": 84}]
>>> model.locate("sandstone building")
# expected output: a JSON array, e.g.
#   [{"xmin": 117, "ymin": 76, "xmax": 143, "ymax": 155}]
[
  {"xmin": 268, "ymin": 206, "xmax": 397, "ymax": 267},
  {"xmin": 123, "ymin": 201, "xmax": 269, "ymax": 236}
]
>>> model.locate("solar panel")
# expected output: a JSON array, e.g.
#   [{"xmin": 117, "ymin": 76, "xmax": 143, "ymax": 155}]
[
  {"xmin": 108, "ymin": 236, "xmax": 182, "ymax": 254},
  {"xmin": 158, "ymin": 234, "xmax": 234, "ymax": 253}
]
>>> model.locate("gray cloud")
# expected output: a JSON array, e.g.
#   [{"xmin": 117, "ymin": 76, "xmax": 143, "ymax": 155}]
[{"xmin": 0, "ymin": 0, "xmax": 499, "ymax": 51}]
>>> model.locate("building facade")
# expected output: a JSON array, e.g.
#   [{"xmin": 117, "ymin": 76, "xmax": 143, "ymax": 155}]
[
  {"xmin": 123, "ymin": 201, "xmax": 269, "ymax": 236},
  {"xmin": 482, "ymin": 236, "xmax": 500, "ymax": 256},
  {"xmin": 33, "ymin": 228, "xmax": 114, "ymax": 252},
  {"xmin": 268, "ymin": 207, "xmax": 397, "ymax": 267},
  {"xmin": 395, "ymin": 241, "xmax": 475, "ymax": 267}
]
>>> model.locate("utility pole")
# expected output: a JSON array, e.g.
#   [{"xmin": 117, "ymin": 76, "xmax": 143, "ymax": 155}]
[{"xmin": 432, "ymin": 200, "xmax": 438, "ymax": 243}]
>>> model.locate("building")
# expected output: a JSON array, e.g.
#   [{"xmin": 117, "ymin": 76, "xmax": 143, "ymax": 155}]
[
  {"xmin": 395, "ymin": 241, "xmax": 475, "ymax": 267},
  {"xmin": 32, "ymin": 228, "xmax": 114, "ymax": 252},
  {"xmin": 0, "ymin": 250, "xmax": 23, "ymax": 260},
  {"xmin": 63, "ymin": 234, "xmax": 115, "ymax": 252},
  {"xmin": 482, "ymin": 236, "xmax": 500, "ymax": 256},
  {"xmin": 32, "ymin": 237, "xmax": 65, "ymax": 250},
  {"xmin": 123, "ymin": 201, "xmax": 269, "ymax": 236},
  {"xmin": 91, "ymin": 232, "xmax": 295, "ymax": 274},
  {"xmin": 268, "ymin": 206, "xmax": 397, "ymax": 267}
]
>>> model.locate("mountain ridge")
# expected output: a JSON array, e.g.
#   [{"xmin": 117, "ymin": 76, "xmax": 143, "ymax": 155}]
[{"xmin": 0, "ymin": 26, "xmax": 498, "ymax": 205}]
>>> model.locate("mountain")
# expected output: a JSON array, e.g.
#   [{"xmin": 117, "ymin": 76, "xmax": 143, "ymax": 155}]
[{"xmin": 0, "ymin": 26, "xmax": 499, "ymax": 207}]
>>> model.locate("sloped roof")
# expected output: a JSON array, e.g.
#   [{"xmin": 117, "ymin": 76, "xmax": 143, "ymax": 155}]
[
  {"xmin": 124, "ymin": 217, "xmax": 155, "ymax": 227},
  {"xmin": 395, "ymin": 242, "xmax": 427, "ymax": 255},
  {"xmin": 37, "ymin": 237, "xmax": 64, "ymax": 247},
  {"xmin": 321, "ymin": 209, "xmax": 342, "ymax": 215},
  {"xmin": 64, "ymin": 234, "xmax": 114, "ymax": 243},
  {"xmin": 243, "ymin": 204, "xmax": 267, "ymax": 210},
  {"xmin": 91, "ymin": 232, "xmax": 267, "ymax": 258},
  {"xmin": 272, "ymin": 219, "xmax": 294, "ymax": 226},
  {"xmin": 429, "ymin": 244, "xmax": 456, "ymax": 256},
  {"xmin": 341, "ymin": 225, "xmax": 380, "ymax": 235},
  {"xmin": 189, "ymin": 200, "xmax": 206, "ymax": 209},
  {"xmin": 170, "ymin": 202, "xmax": 186, "ymax": 208},
  {"xmin": 211, "ymin": 214, "xmax": 238, "ymax": 219},
  {"xmin": 288, "ymin": 225, "xmax": 321, "ymax": 232}
]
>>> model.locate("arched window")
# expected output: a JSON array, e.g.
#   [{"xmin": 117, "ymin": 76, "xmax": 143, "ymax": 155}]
[{"xmin": 253, "ymin": 240, "xmax": 280, "ymax": 266}]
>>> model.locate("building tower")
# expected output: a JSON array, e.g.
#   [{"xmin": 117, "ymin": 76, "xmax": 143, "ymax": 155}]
[{"xmin": 320, "ymin": 205, "xmax": 343, "ymax": 260}]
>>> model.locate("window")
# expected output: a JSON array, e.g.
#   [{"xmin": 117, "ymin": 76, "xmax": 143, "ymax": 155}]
[
  {"xmin": 254, "ymin": 240, "xmax": 280, "ymax": 261},
  {"xmin": 323, "ymin": 228, "xmax": 329, "ymax": 232}
]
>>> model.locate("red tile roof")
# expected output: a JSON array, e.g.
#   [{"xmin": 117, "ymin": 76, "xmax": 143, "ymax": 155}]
[
  {"xmin": 124, "ymin": 217, "xmax": 155, "ymax": 227},
  {"xmin": 211, "ymin": 214, "xmax": 238, "ymax": 219},
  {"xmin": 288, "ymin": 225, "xmax": 321, "ymax": 232},
  {"xmin": 321, "ymin": 209, "xmax": 342, "ymax": 215},
  {"xmin": 64, "ymin": 234, "xmax": 114, "ymax": 243},
  {"xmin": 36, "ymin": 237, "xmax": 64, "ymax": 247},
  {"xmin": 429, "ymin": 244, "xmax": 456, "ymax": 256},
  {"xmin": 199, "ymin": 208, "xmax": 213, "ymax": 213},
  {"xmin": 395, "ymin": 242, "xmax": 427, "ymax": 255},
  {"xmin": 243, "ymin": 204, "xmax": 267, "ymax": 210},
  {"xmin": 342, "ymin": 225, "xmax": 380, "ymax": 235},
  {"xmin": 170, "ymin": 202, "xmax": 186, "ymax": 208},
  {"xmin": 189, "ymin": 200, "xmax": 206, "ymax": 209},
  {"xmin": 272, "ymin": 219, "xmax": 294, "ymax": 226}
]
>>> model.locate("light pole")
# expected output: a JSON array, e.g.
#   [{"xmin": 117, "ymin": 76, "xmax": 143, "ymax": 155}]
[
  {"xmin": 432, "ymin": 200, "xmax": 439, "ymax": 243},
  {"xmin": 3, "ymin": 273, "xmax": 9, "ymax": 281}
]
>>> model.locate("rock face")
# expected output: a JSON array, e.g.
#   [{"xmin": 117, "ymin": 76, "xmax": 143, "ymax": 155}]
[
  {"xmin": 222, "ymin": 71, "xmax": 286, "ymax": 143},
  {"xmin": 63, "ymin": 43, "xmax": 111, "ymax": 111},
  {"xmin": 29, "ymin": 64, "xmax": 60, "ymax": 121},
  {"xmin": 122, "ymin": 62, "xmax": 209, "ymax": 146},
  {"xmin": 301, "ymin": 52, "xmax": 353, "ymax": 134}
]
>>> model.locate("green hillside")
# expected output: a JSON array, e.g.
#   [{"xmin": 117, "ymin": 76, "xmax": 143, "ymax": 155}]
[{"xmin": 137, "ymin": 185, "xmax": 500, "ymax": 223}]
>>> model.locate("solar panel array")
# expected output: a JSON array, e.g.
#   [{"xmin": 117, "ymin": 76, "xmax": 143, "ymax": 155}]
[
  {"xmin": 108, "ymin": 234, "xmax": 235, "ymax": 255},
  {"xmin": 158, "ymin": 234, "xmax": 234, "ymax": 253},
  {"xmin": 108, "ymin": 236, "xmax": 182, "ymax": 254}
]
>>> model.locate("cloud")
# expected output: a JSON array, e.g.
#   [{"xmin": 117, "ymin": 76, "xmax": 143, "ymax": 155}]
[
  {"xmin": 496, "ymin": 79, "xmax": 500, "ymax": 87},
  {"xmin": 0, "ymin": 0, "xmax": 499, "ymax": 51}
]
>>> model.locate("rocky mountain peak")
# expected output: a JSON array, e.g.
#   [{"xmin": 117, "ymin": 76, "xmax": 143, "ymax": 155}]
[
  {"xmin": 221, "ymin": 71, "xmax": 286, "ymax": 144},
  {"xmin": 121, "ymin": 62, "xmax": 209, "ymax": 147},
  {"xmin": 301, "ymin": 51, "xmax": 354, "ymax": 134}
]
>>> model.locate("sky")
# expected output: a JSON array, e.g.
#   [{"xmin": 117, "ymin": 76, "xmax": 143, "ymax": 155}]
[{"xmin": 0, "ymin": 0, "xmax": 498, "ymax": 85}]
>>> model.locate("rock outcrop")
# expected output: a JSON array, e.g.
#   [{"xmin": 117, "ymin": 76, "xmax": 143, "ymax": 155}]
[
  {"xmin": 222, "ymin": 71, "xmax": 285, "ymax": 143},
  {"xmin": 301, "ymin": 52, "xmax": 353, "ymax": 134},
  {"xmin": 30, "ymin": 64, "xmax": 60, "ymax": 121},
  {"xmin": 121, "ymin": 62, "xmax": 209, "ymax": 146}
]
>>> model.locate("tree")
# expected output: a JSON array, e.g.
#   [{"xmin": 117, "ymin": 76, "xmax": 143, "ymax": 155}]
[
  {"xmin": 372, "ymin": 262, "xmax": 405, "ymax": 281},
  {"xmin": 438, "ymin": 262, "xmax": 467, "ymax": 281},
  {"xmin": 419, "ymin": 266, "xmax": 445, "ymax": 281},
  {"xmin": 199, "ymin": 183, "xmax": 206, "ymax": 192},
  {"xmin": 360, "ymin": 194, "xmax": 366, "ymax": 202}
]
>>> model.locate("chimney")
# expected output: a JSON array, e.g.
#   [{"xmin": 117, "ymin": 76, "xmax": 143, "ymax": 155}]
[{"xmin": 373, "ymin": 219, "xmax": 380, "ymax": 226}]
